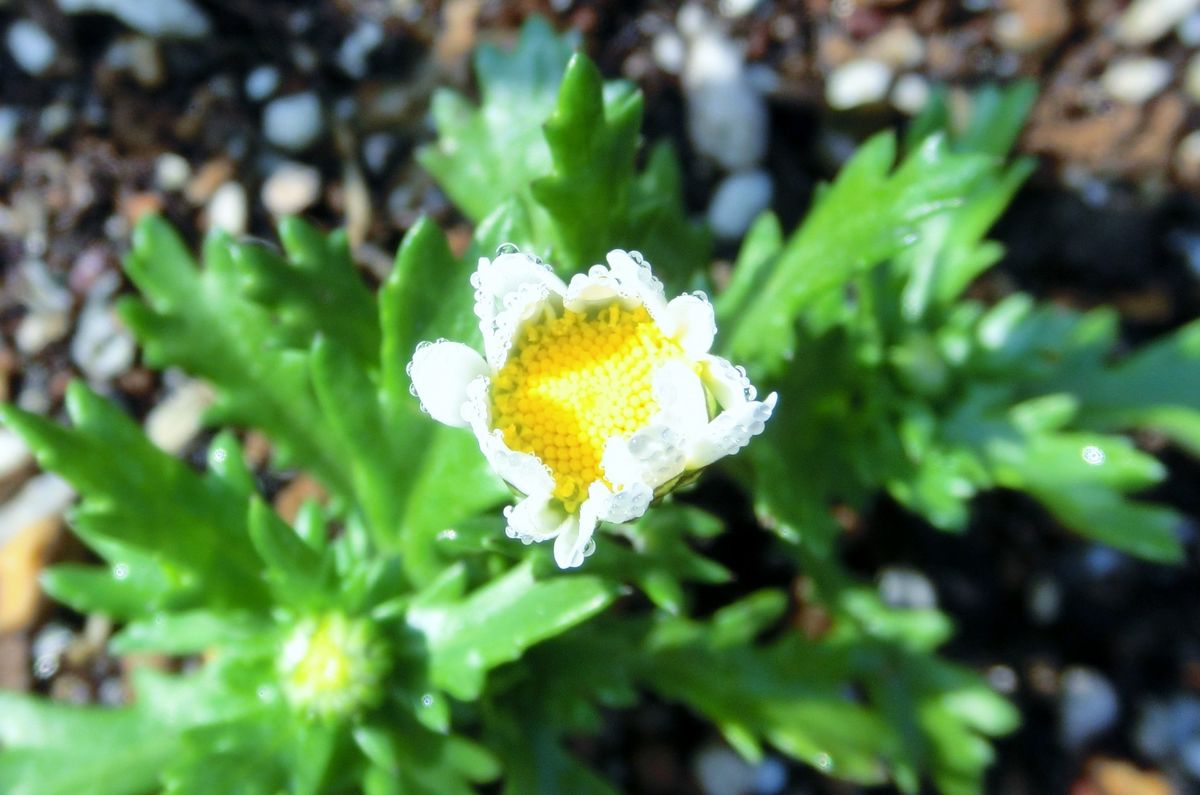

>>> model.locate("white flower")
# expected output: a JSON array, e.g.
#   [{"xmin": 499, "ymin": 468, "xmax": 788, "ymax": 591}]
[{"xmin": 407, "ymin": 248, "xmax": 776, "ymax": 568}]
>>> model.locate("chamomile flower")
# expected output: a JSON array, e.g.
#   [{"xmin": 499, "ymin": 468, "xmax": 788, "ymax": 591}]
[{"xmin": 407, "ymin": 248, "xmax": 775, "ymax": 568}]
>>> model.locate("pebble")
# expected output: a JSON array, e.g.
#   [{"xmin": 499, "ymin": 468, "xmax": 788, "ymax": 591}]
[
  {"xmin": 1178, "ymin": 10, "xmax": 1200, "ymax": 45},
  {"xmin": 145, "ymin": 379, "xmax": 215, "ymax": 455},
  {"xmin": 826, "ymin": 58, "xmax": 893, "ymax": 110},
  {"xmin": 719, "ymin": 0, "xmax": 762, "ymax": 17},
  {"xmin": 154, "ymin": 152, "xmax": 191, "ymax": 192},
  {"xmin": 1185, "ymin": 54, "xmax": 1200, "ymax": 102},
  {"xmin": 992, "ymin": 0, "xmax": 1070, "ymax": 51},
  {"xmin": 337, "ymin": 21, "xmax": 384, "ymax": 78},
  {"xmin": 56, "ymin": 0, "xmax": 211, "ymax": 38},
  {"xmin": 0, "ymin": 429, "xmax": 32, "ymax": 482},
  {"xmin": 878, "ymin": 566, "xmax": 938, "ymax": 610},
  {"xmin": 1027, "ymin": 574, "xmax": 1062, "ymax": 624},
  {"xmin": 0, "ymin": 106, "xmax": 20, "ymax": 155},
  {"xmin": 6, "ymin": 19, "xmax": 57, "ymax": 76},
  {"xmin": 891, "ymin": 72, "xmax": 931, "ymax": 115},
  {"xmin": 1116, "ymin": 0, "xmax": 1200, "ymax": 46},
  {"xmin": 70, "ymin": 272, "xmax": 136, "ymax": 382},
  {"xmin": 15, "ymin": 310, "xmax": 70, "ymax": 355},
  {"xmin": 39, "ymin": 101, "xmax": 73, "ymax": 138},
  {"xmin": 0, "ymin": 515, "xmax": 61, "ymax": 633},
  {"xmin": 262, "ymin": 161, "xmax": 321, "ymax": 216},
  {"xmin": 104, "ymin": 35, "xmax": 163, "ymax": 87},
  {"xmin": 1101, "ymin": 57, "xmax": 1173, "ymax": 104},
  {"xmin": 707, "ymin": 170, "xmax": 772, "ymax": 240},
  {"xmin": 207, "ymin": 181, "xmax": 248, "ymax": 234},
  {"xmin": 263, "ymin": 92, "xmax": 324, "ymax": 152},
  {"xmin": 1137, "ymin": 696, "xmax": 1200, "ymax": 779},
  {"xmin": 362, "ymin": 133, "xmax": 394, "ymax": 175},
  {"xmin": 1059, "ymin": 667, "xmax": 1120, "ymax": 751},
  {"xmin": 244, "ymin": 64, "xmax": 280, "ymax": 102},
  {"xmin": 652, "ymin": 30, "xmax": 686, "ymax": 75},
  {"xmin": 0, "ymin": 473, "xmax": 73, "ymax": 548},
  {"xmin": 864, "ymin": 25, "xmax": 925, "ymax": 70},
  {"xmin": 683, "ymin": 29, "xmax": 768, "ymax": 171},
  {"xmin": 694, "ymin": 745, "xmax": 758, "ymax": 795},
  {"xmin": 1174, "ymin": 129, "xmax": 1200, "ymax": 183}
]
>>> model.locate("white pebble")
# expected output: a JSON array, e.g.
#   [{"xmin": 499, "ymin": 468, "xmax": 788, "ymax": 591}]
[
  {"xmin": 694, "ymin": 745, "xmax": 758, "ymax": 795},
  {"xmin": 0, "ymin": 107, "xmax": 20, "ymax": 156},
  {"xmin": 684, "ymin": 31, "xmax": 768, "ymax": 170},
  {"xmin": 0, "ymin": 430, "xmax": 32, "ymax": 482},
  {"xmin": 337, "ymin": 21, "xmax": 383, "ymax": 78},
  {"xmin": 652, "ymin": 30, "xmax": 686, "ymax": 75},
  {"xmin": 6, "ymin": 19, "xmax": 57, "ymax": 76},
  {"xmin": 1059, "ymin": 667, "xmax": 1120, "ymax": 751},
  {"xmin": 39, "ymin": 101, "xmax": 72, "ymax": 138},
  {"xmin": 677, "ymin": 3, "xmax": 709, "ymax": 39},
  {"xmin": 0, "ymin": 474, "xmax": 74, "ymax": 548},
  {"xmin": 1185, "ymin": 53, "xmax": 1200, "ymax": 102},
  {"xmin": 864, "ymin": 25, "xmax": 925, "ymax": 70},
  {"xmin": 1178, "ymin": 10, "xmax": 1200, "ymax": 45},
  {"xmin": 145, "ymin": 380, "xmax": 215, "ymax": 455},
  {"xmin": 71, "ymin": 272, "xmax": 135, "ymax": 382},
  {"xmin": 1175, "ymin": 129, "xmax": 1200, "ymax": 176},
  {"xmin": 362, "ymin": 133, "xmax": 394, "ymax": 175},
  {"xmin": 15, "ymin": 311, "xmax": 69, "ymax": 355},
  {"xmin": 891, "ymin": 73, "xmax": 931, "ymax": 115},
  {"xmin": 104, "ymin": 36, "xmax": 163, "ymax": 87},
  {"xmin": 707, "ymin": 170, "xmax": 772, "ymax": 240},
  {"xmin": 1116, "ymin": 0, "xmax": 1200, "ymax": 46},
  {"xmin": 718, "ymin": 0, "xmax": 762, "ymax": 18},
  {"xmin": 56, "ymin": 0, "xmax": 211, "ymax": 38},
  {"xmin": 207, "ymin": 181, "xmax": 247, "ymax": 234},
  {"xmin": 154, "ymin": 152, "xmax": 191, "ymax": 191},
  {"xmin": 261, "ymin": 161, "xmax": 321, "ymax": 216},
  {"xmin": 244, "ymin": 64, "xmax": 280, "ymax": 101},
  {"xmin": 826, "ymin": 58, "xmax": 893, "ymax": 110},
  {"xmin": 263, "ymin": 92, "xmax": 324, "ymax": 152},
  {"xmin": 1101, "ymin": 57, "xmax": 1173, "ymax": 104},
  {"xmin": 878, "ymin": 566, "xmax": 938, "ymax": 610}
]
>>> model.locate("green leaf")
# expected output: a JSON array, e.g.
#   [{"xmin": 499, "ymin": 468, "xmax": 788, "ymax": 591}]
[
  {"xmin": 120, "ymin": 216, "xmax": 353, "ymax": 496},
  {"xmin": 418, "ymin": 16, "xmax": 577, "ymax": 222},
  {"xmin": 530, "ymin": 53, "xmax": 642, "ymax": 271},
  {"xmin": 0, "ymin": 382, "xmax": 268, "ymax": 610},
  {"xmin": 110, "ymin": 609, "xmax": 272, "ymax": 655},
  {"xmin": 407, "ymin": 561, "xmax": 618, "ymax": 700},
  {"xmin": 725, "ymin": 133, "xmax": 993, "ymax": 374},
  {"xmin": 235, "ymin": 218, "xmax": 380, "ymax": 371}
]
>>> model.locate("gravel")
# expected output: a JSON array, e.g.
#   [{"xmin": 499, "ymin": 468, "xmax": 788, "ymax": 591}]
[
  {"xmin": 1101, "ymin": 57, "xmax": 1173, "ymax": 104},
  {"xmin": 707, "ymin": 170, "xmax": 772, "ymax": 240},
  {"xmin": 826, "ymin": 58, "xmax": 893, "ymax": 110},
  {"xmin": 6, "ymin": 19, "xmax": 58, "ymax": 76},
  {"xmin": 56, "ymin": 0, "xmax": 211, "ymax": 38},
  {"xmin": 263, "ymin": 92, "xmax": 325, "ymax": 152}
]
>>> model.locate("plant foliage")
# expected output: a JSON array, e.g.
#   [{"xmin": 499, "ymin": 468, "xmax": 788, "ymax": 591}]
[{"xmin": 2, "ymin": 17, "xmax": 1198, "ymax": 795}]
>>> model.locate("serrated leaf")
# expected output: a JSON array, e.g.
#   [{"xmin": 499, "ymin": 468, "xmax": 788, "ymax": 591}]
[{"xmin": 407, "ymin": 561, "xmax": 617, "ymax": 700}]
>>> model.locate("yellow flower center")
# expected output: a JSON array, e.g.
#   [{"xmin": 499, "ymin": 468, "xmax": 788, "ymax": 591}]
[{"xmin": 491, "ymin": 304, "xmax": 683, "ymax": 511}]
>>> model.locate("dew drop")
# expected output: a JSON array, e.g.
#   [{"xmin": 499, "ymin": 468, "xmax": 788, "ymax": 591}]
[
  {"xmin": 1081, "ymin": 445, "xmax": 1105, "ymax": 466},
  {"xmin": 815, "ymin": 752, "xmax": 833, "ymax": 771},
  {"xmin": 628, "ymin": 250, "xmax": 644, "ymax": 264},
  {"xmin": 421, "ymin": 693, "xmax": 435, "ymax": 707},
  {"xmin": 112, "ymin": 563, "xmax": 129, "ymax": 580},
  {"xmin": 211, "ymin": 448, "xmax": 227, "ymax": 464},
  {"xmin": 495, "ymin": 242, "xmax": 519, "ymax": 256}
]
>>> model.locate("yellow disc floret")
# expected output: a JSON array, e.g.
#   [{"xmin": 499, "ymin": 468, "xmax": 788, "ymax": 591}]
[{"xmin": 491, "ymin": 303, "xmax": 683, "ymax": 511}]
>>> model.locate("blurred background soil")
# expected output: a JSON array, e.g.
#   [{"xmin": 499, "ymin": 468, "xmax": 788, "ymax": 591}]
[{"xmin": 1, "ymin": 1, "xmax": 1199, "ymax": 793}]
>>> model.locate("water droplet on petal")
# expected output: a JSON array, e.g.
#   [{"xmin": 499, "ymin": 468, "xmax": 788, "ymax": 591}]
[
  {"xmin": 628, "ymin": 250, "xmax": 644, "ymax": 264},
  {"xmin": 496, "ymin": 242, "xmax": 519, "ymax": 256}
]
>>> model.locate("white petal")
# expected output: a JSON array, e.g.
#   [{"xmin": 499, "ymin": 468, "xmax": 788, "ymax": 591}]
[
  {"xmin": 553, "ymin": 502, "xmax": 599, "ymax": 569},
  {"xmin": 407, "ymin": 341, "xmax": 489, "ymax": 428},
  {"xmin": 659, "ymin": 293, "xmax": 716, "ymax": 357},
  {"xmin": 563, "ymin": 266, "xmax": 625, "ymax": 313},
  {"xmin": 473, "ymin": 252, "xmax": 566, "ymax": 368},
  {"xmin": 701, "ymin": 354, "xmax": 758, "ymax": 407},
  {"xmin": 588, "ymin": 480, "xmax": 652, "ymax": 524},
  {"xmin": 606, "ymin": 250, "xmax": 668, "ymax": 317},
  {"xmin": 602, "ymin": 423, "xmax": 688, "ymax": 492},
  {"xmin": 462, "ymin": 377, "xmax": 555, "ymax": 496},
  {"xmin": 687, "ymin": 392, "xmax": 777, "ymax": 469},
  {"xmin": 652, "ymin": 360, "xmax": 709, "ymax": 437},
  {"xmin": 504, "ymin": 494, "xmax": 570, "ymax": 543}
]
